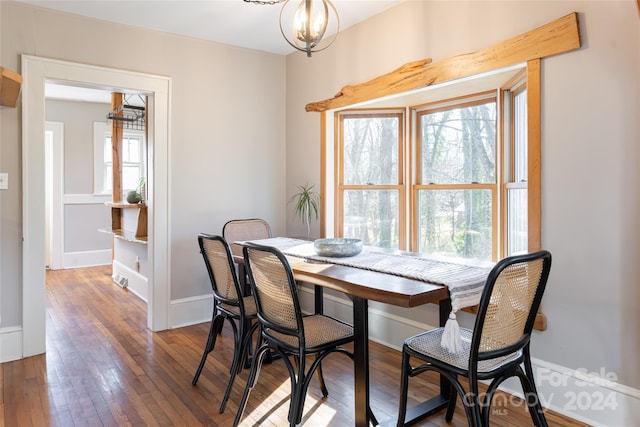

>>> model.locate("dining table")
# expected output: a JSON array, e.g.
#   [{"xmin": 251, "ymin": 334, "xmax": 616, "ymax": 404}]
[{"xmin": 235, "ymin": 237, "xmax": 487, "ymax": 427}]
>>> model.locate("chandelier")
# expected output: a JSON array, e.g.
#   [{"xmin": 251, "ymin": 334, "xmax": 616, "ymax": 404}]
[
  {"xmin": 279, "ymin": 0, "xmax": 339, "ymax": 57},
  {"xmin": 244, "ymin": 0, "xmax": 339, "ymax": 57}
]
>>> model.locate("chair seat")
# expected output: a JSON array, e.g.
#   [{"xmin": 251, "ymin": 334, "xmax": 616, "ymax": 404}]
[
  {"xmin": 268, "ymin": 315, "xmax": 353, "ymax": 349},
  {"xmin": 406, "ymin": 327, "xmax": 522, "ymax": 374},
  {"xmin": 221, "ymin": 295, "xmax": 257, "ymax": 317}
]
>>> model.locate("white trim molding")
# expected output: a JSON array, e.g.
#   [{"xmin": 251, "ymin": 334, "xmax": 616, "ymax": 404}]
[
  {"xmin": 21, "ymin": 55, "xmax": 171, "ymax": 359},
  {"xmin": 112, "ymin": 260, "xmax": 149, "ymax": 302},
  {"xmin": 500, "ymin": 358, "xmax": 640, "ymax": 427},
  {"xmin": 0, "ymin": 327, "xmax": 23, "ymax": 363},
  {"xmin": 62, "ymin": 250, "xmax": 112, "ymax": 269}
]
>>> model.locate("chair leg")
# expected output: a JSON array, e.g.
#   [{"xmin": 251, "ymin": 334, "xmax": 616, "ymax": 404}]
[
  {"xmin": 481, "ymin": 374, "xmax": 508, "ymax": 426},
  {"xmin": 467, "ymin": 380, "xmax": 483, "ymax": 427},
  {"xmin": 219, "ymin": 318, "xmax": 247, "ymax": 413},
  {"xmin": 518, "ymin": 364, "xmax": 548, "ymax": 427},
  {"xmin": 233, "ymin": 345, "xmax": 271, "ymax": 427},
  {"xmin": 290, "ymin": 354, "xmax": 307, "ymax": 425},
  {"xmin": 192, "ymin": 314, "xmax": 224, "ymax": 385},
  {"xmin": 315, "ymin": 355, "xmax": 329, "ymax": 397},
  {"xmin": 396, "ymin": 349, "xmax": 411, "ymax": 427},
  {"xmin": 445, "ymin": 375, "xmax": 458, "ymax": 421}
]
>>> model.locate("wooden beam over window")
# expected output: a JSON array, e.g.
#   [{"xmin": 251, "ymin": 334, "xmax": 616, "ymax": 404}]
[{"xmin": 306, "ymin": 12, "xmax": 581, "ymax": 113}]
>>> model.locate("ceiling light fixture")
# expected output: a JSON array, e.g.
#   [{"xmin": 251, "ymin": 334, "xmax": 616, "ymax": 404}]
[{"xmin": 279, "ymin": 0, "xmax": 339, "ymax": 57}]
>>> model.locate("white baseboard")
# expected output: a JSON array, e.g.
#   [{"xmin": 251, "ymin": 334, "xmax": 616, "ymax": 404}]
[
  {"xmin": 170, "ymin": 294, "xmax": 213, "ymax": 329},
  {"xmin": 62, "ymin": 249, "xmax": 111, "ymax": 269},
  {"xmin": 112, "ymin": 260, "xmax": 148, "ymax": 302},
  {"xmin": 499, "ymin": 358, "xmax": 640, "ymax": 427},
  {"xmin": 0, "ymin": 326, "xmax": 23, "ymax": 363}
]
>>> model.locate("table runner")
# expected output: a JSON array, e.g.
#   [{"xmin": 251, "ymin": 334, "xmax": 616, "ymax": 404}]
[{"xmin": 245, "ymin": 237, "xmax": 494, "ymax": 353}]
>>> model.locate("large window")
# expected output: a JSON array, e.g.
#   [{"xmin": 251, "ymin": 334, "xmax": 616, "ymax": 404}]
[{"xmin": 335, "ymin": 73, "xmax": 531, "ymax": 261}]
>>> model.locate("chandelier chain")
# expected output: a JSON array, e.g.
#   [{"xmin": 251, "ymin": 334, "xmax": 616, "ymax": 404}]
[{"xmin": 243, "ymin": 0, "xmax": 285, "ymax": 5}]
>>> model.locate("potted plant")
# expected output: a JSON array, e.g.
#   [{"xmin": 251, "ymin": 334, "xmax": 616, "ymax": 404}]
[
  {"xmin": 290, "ymin": 184, "xmax": 319, "ymax": 238},
  {"xmin": 126, "ymin": 176, "xmax": 146, "ymax": 204}
]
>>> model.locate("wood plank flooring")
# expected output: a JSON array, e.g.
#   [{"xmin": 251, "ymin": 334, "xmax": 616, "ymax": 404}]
[{"xmin": 0, "ymin": 266, "xmax": 589, "ymax": 426}]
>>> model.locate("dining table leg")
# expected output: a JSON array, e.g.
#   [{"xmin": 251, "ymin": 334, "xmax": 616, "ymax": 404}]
[{"xmin": 351, "ymin": 295, "xmax": 373, "ymax": 427}]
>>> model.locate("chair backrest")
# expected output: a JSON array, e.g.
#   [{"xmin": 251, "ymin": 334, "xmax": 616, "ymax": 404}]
[
  {"xmin": 198, "ymin": 234, "xmax": 242, "ymax": 305},
  {"xmin": 222, "ymin": 218, "xmax": 272, "ymax": 258},
  {"xmin": 243, "ymin": 243, "xmax": 303, "ymax": 338},
  {"xmin": 471, "ymin": 250, "xmax": 552, "ymax": 361}
]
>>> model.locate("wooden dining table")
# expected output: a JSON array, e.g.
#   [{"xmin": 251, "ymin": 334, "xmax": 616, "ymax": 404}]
[{"xmin": 232, "ymin": 238, "xmax": 462, "ymax": 426}]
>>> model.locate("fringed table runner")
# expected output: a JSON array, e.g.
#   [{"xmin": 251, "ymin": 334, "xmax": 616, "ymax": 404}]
[{"xmin": 246, "ymin": 237, "xmax": 494, "ymax": 353}]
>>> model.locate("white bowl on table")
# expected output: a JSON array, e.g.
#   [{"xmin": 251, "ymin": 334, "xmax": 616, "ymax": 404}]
[{"xmin": 313, "ymin": 238, "xmax": 363, "ymax": 257}]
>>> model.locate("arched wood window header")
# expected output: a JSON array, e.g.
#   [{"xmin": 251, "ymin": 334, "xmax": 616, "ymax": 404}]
[{"xmin": 306, "ymin": 12, "xmax": 581, "ymax": 112}]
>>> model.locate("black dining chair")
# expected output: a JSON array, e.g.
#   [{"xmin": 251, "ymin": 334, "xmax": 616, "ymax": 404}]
[
  {"xmin": 191, "ymin": 234, "xmax": 260, "ymax": 414},
  {"xmin": 396, "ymin": 250, "xmax": 552, "ymax": 427},
  {"xmin": 233, "ymin": 243, "xmax": 363, "ymax": 427}
]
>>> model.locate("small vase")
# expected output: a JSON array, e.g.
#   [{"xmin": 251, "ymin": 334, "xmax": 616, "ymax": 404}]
[{"xmin": 126, "ymin": 190, "xmax": 141, "ymax": 204}]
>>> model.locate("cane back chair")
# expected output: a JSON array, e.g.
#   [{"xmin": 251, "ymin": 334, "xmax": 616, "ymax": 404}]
[
  {"xmin": 397, "ymin": 250, "xmax": 552, "ymax": 427},
  {"xmin": 191, "ymin": 234, "xmax": 260, "ymax": 414},
  {"xmin": 233, "ymin": 243, "xmax": 357, "ymax": 427}
]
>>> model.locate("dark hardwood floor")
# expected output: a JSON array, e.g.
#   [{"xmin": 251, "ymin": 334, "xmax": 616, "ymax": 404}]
[{"xmin": 0, "ymin": 266, "xmax": 589, "ymax": 426}]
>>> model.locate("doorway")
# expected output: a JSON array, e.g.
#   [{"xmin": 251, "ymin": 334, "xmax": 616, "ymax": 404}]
[{"xmin": 22, "ymin": 55, "xmax": 171, "ymax": 358}]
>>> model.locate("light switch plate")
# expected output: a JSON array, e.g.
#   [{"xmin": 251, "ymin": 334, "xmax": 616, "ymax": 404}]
[{"xmin": 0, "ymin": 173, "xmax": 8, "ymax": 190}]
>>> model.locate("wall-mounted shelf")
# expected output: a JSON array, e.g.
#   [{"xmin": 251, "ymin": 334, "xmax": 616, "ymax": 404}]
[
  {"xmin": 99, "ymin": 227, "xmax": 148, "ymax": 245},
  {"xmin": 0, "ymin": 67, "xmax": 23, "ymax": 107},
  {"xmin": 105, "ymin": 202, "xmax": 147, "ymax": 240}
]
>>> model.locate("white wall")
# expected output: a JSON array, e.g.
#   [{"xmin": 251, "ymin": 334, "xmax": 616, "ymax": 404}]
[
  {"xmin": 0, "ymin": 2, "xmax": 286, "ymax": 325},
  {"xmin": 284, "ymin": 0, "xmax": 640, "ymax": 422},
  {"xmin": 45, "ymin": 99, "xmax": 112, "ymax": 267}
]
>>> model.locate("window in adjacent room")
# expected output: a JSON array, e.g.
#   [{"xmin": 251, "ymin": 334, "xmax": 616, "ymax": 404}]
[{"xmin": 93, "ymin": 122, "xmax": 146, "ymax": 196}]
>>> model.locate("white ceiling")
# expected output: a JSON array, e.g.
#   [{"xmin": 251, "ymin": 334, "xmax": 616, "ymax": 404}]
[
  {"xmin": 20, "ymin": 0, "xmax": 402, "ymax": 55},
  {"xmin": 34, "ymin": 0, "xmax": 402, "ymax": 103}
]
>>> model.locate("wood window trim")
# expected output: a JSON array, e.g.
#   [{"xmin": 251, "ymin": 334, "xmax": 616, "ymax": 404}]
[{"xmin": 314, "ymin": 14, "xmax": 581, "ymax": 332}]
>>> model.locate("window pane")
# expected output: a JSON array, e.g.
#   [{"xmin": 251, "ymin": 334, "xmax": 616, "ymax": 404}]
[
  {"xmin": 343, "ymin": 116, "xmax": 399, "ymax": 185},
  {"xmin": 420, "ymin": 101, "xmax": 496, "ymax": 184},
  {"xmin": 122, "ymin": 165, "xmax": 140, "ymax": 191},
  {"xmin": 104, "ymin": 137, "xmax": 112, "ymax": 163},
  {"xmin": 507, "ymin": 188, "xmax": 528, "ymax": 255},
  {"xmin": 104, "ymin": 164, "xmax": 113, "ymax": 193},
  {"xmin": 123, "ymin": 137, "xmax": 140, "ymax": 162},
  {"xmin": 417, "ymin": 189, "xmax": 492, "ymax": 260},
  {"xmin": 343, "ymin": 189, "xmax": 399, "ymax": 249},
  {"xmin": 514, "ymin": 89, "xmax": 527, "ymax": 182}
]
